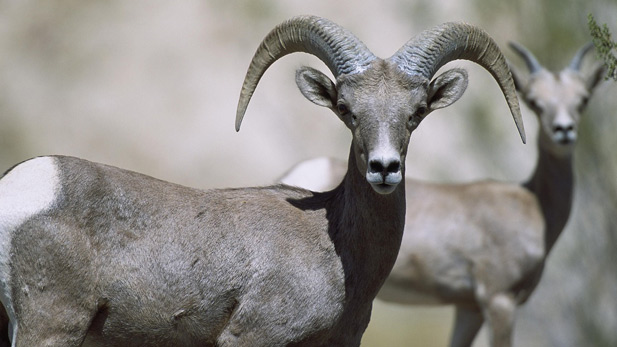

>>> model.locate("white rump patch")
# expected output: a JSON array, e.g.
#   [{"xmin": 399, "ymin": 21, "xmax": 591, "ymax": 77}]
[
  {"xmin": 0, "ymin": 156, "xmax": 60, "ymax": 230},
  {"xmin": 279, "ymin": 157, "xmax": 342, "ymax": 192},
  {"xmin": 0, "ymin": 156, "xmax": 60, "ymax": 342}
]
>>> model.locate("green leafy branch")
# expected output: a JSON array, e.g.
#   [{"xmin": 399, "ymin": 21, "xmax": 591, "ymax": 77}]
[{"xmin": 588, "ymin": 14, "xmax": 617, "ymax": 81}]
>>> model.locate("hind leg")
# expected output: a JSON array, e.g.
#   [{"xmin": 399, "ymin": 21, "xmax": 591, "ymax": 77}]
[{"xmin": 449, "ymin": 306, "xmax": 484, "ymax": 347}]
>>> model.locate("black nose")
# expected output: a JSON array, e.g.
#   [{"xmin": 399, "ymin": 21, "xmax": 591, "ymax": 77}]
[
  {"xmin": 553, "ymin": 124, "xmax": 576, "ymax": 144},
  {"xmin": 369, "ymin": 159, "xmax": 401, "ymax": 176},
  {"xmin": 553, "ymin": 124, "xmax": 574, "ymax": 134}
]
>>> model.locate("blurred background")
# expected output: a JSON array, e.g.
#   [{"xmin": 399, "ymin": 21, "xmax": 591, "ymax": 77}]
[{"xmin": 0, "ymin": 0, "xmax": 615, "ymax": 346}]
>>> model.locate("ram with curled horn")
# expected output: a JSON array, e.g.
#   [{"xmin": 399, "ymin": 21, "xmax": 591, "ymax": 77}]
[{"xmin": 0, "ymin": 16, "xmax": 523, "ymax": 346}]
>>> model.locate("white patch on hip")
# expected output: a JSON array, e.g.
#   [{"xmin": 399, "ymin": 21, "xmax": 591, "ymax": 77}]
[
  {"xmin": 280, "ymin": 157, "xmax": 340, "ymax": 192},
  {"xmin": 0, "ymin": 156, "xmax": 60, "ymax": 342}
]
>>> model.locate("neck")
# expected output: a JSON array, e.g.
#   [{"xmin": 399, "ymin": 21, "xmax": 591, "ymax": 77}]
[
  {"xmin": 523, "ymin": 142, "xmax": 574, "ymax": 253},
  {"xmin": 325, "ymin": 146, "xmax": 405, "ymax": 330},
  {"xmin": 337, "ymin": 148, "xmax": 405, "ymax": 290}
]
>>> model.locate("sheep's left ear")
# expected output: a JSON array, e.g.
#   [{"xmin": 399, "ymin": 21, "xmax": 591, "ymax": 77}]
[
  {"xmin": 586, "ymin": 63, "xmax": 606, "ymax": 92},
  {"xmin": 427, "ymin": 68, "xmax": 468, "ymax": 111}
]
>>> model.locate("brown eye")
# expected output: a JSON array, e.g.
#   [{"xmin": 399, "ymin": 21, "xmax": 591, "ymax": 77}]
[
  {"xmin": 415, "ymin": 106, "xmax": 427, "ymax": 117},
  {"xmin": 407, "ymin": 106, "xmax": 426, "ymax": 129},
  {"xmin": 337, "ymin": 103, "xmax": 349, "ymax": 115},
  {"xmin": 528, "ymin": 99, "xmax": 540, "ymax": 111}
]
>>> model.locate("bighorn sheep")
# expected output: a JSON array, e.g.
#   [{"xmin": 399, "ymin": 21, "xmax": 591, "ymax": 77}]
[
  {"xmin": 280, "ymin": 43, "xmax": 604, "ymax": 347},
  {"xmin": 0, "ymin": 16, "xmax": 524, "ymax": 346}
]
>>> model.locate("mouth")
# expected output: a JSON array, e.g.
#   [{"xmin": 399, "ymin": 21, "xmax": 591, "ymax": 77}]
[
  {"xmin": 370, "ymin": 182, "xmax": 398, "ymax": 194},
  {"xmin": 366, "ymin": 173, "xmax": 402, "ymax": 194},
  {"xmin": 553, "ymin": 134, "xmax": 576, "ymax": 146}
]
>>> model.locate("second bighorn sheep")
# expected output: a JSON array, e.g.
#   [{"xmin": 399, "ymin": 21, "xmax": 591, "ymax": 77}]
[
  {"xmin": 280, "ymin": 43, "xmax": 604, "ymax": 347},
  {"xmin": 0, "ymin": 16, "xmax": 523, "ymax": 346}
]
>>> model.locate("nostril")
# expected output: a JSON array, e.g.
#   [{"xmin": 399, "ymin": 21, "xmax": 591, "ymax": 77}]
[
  {"xmin": 553, "ymin": 126, "xmax": 565, "ymax": 133},
  {"xmin": 553, "ymin": 124, "xmax": 574, "ymax": 133},
  {"xmin": 386, "ymin": 161, "xmax": 400, "ymax": 174},
  {"xmin": 369, "ymin": 160, "xmax": 385, "ymax": 174}
]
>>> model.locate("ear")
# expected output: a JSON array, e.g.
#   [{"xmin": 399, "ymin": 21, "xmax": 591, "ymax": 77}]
[
  {"xmin": 427, "ymin": 68, "xmax": 468, "ymax": 111},
  {"xmin": 295, "ymin": 66, "xmax": 337, "ymax": 109},
  {"xmin": 508, "ymin": 63, "xmax": 527, "ymax": 92},
  {"xmin": 585, "ymin": 62, "xmax": 606, "ymax": 92}
]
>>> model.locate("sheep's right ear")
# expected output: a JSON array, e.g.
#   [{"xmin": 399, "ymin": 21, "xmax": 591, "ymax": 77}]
[
  {"xmin": 295, "ymin": 66, "xmax": 337, "ymax": 109},
  {"xmin": 427, "ymin": 68, "xmax": 468, "ymax": 112}
]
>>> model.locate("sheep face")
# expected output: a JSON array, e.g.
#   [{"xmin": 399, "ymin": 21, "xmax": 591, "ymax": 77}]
[
  {"xmin": 510, "ymin": 42, "xmax": 605, "ymax": 157},
  {"xmin": 524, "ymin": 71, "xmax": 589, "ymax": 152},
  {"xmin": 296, "ymin": 61, "xmax": 468, "ymax": 194}
]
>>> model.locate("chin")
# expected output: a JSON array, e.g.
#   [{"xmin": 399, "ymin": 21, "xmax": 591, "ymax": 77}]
[{"xmin": 370, "ymin": 183, "xmax": 398, "ymax": 195}]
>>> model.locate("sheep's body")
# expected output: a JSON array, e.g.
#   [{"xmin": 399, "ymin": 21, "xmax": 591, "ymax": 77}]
[
  {"xmin": 1, "ymin": 154, "xmax": 404, "ymax": 346},
  {"xmin": 379, "ymin": 180, "xmax": 543, "ymax": 305}
]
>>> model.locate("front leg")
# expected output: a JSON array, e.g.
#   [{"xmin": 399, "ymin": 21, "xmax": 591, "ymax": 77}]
[{"xmin": 14, "ymin": 296, "xmax": 95, "ymax": 347}]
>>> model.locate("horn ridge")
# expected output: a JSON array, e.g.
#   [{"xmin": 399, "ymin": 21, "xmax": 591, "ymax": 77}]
[
  {"xmin": 389, "ymin": 22, "xmax": 526, "ymax": 143},
  {"xmin": 235, "ymin": 15, "xmax": 376, "ymax": 131}
]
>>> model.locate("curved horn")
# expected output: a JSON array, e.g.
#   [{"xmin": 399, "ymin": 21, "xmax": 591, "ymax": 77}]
[
  {"xmin": 389, "ymin": 22, "xmax": 526, "ymax": 143},
  {"xmin": 508, "ymin": 41, "xmax": 543, "ymax": 74},
  {"xmin": 235, "ymin": 15, "xmax": 376, "ymax": 131},
  {"xmin": 568, "ymin": 42, "xmax": 594, "ymax": 71}
]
